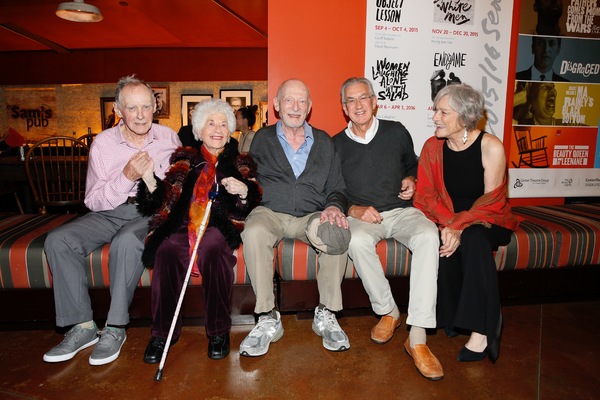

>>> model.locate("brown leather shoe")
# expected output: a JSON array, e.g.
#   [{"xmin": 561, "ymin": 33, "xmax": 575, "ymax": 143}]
[
  {"xmin": 371, "ymin": 315, "xmax": 401, "ymax": 344},
  {"xmin": 404, "ymin": 339, "xmax": 444, "ymax": 381}
]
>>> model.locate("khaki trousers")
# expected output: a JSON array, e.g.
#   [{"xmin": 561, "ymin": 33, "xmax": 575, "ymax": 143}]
[
  {"xmin": 348, "ymin": 207, "xmax": 439, "ymax": 328},
  {"xmin": 241, "ymin": 206, "xmax": 348, "ymax": 313}
]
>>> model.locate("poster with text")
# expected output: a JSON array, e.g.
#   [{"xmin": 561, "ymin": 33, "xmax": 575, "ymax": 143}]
[
  {"xmin": 508, "ymin": 0, "xmax": 600, "ymax": 198},
  {"xmin": 364, "ymin": 0, "xmax": 514, "ymax": 153}
]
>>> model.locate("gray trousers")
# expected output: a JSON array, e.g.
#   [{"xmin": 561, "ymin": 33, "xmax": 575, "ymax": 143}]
[{"xmin": 44, "ymin": 203, "xmax": 149, "ymax": 327}]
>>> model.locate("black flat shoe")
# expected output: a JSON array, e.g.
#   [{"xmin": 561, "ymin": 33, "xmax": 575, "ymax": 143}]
[
  {"xmin": 457, "ymin": 346, "xmax": 487, "ymax": 362},
  {"xmin": 143, "ymin": 336, "xmax": 178, "ymax": 364},
  {"xmin": 444, "ymin": 327, "xmax": 460, "ymax": 338},
  {"xmin": 208, "ymin": 333, "xmax": 230, "ymax": 360},
  {"xmin": 487, "ymin": 314, "xmax": 503, "ymax": 364}
]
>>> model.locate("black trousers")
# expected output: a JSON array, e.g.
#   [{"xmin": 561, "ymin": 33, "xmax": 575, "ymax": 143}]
[{"xmin": 437, "ymin": 224, "xmax": 512, "ymax": 342}]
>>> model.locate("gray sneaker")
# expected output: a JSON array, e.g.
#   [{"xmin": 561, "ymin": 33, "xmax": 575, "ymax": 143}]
[
  {"xmin": 312, "ymin": 307, "xmax": 350, "ymax": 352},
  {"xmin": 43, "ymin": 322, "xmax": 99, "ymax": 363},
  {"xmin": 89, "ymin": 327, "xmax": 127, "ymax": 366},
  {"xmin": 239, "ymin": 311, "xmax": 284, "ymax": 357}
]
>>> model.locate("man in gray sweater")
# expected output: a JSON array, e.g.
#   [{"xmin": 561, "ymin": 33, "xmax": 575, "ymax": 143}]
[
  {"xmin": 333, "ymin": 77, "xmax": 443, "ymax": 381},
  {"xmin": 240, "ymin": 79, "xmax": 351, "ymax": 357}
]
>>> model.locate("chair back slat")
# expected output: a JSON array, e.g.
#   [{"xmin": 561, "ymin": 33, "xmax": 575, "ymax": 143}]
[{"xmin": 25, "ymin": 136, "xmax": 89, "ymax": 214}]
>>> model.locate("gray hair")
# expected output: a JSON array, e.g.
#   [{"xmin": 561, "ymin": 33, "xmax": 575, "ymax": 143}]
[
  {"xmin": 340, "ymin": 77, "xmax": 375, "ymax": 103},
  {"xmin": 191, "ymin": 98, "xmax": 236, "ymax": 140},
  {"xmin": 433, "ymin": 83, "xmax": 484, "ymax": 131},
  {"xmin": 114, "ymin": 75, "xmax": 154, "ymax": 107}
]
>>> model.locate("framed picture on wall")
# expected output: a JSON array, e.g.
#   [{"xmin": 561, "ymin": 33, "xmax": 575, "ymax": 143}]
[
  {"xmin": 259, "ymin": 101, "xmax": 269, "ymax": 129},
  {"xmin": 181, "ymin": 94, "xmax": 213, "ymax": 126},
  {"xmin": 151, "ymin": 86, "xmax": 170, "ymax": 118},
  {"xmin": 220, "ymin": 89, "xmax": 252, "ymax": 113},
  {"xmin": 100, "ymin": 97, "xmax": 119, "ymax": 131}
]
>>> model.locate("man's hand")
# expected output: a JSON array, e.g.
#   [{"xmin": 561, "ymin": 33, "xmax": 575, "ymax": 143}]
[
  {"xmin": 439, "ymin": 226, "xmax": 462, "ymax": 257},
  {"xmin": 348, "ymin": 205, "xmax": 382, "ymax": 224},
  {"xmin": 320, "ymin": 205, "xmax": 349, "ymax": 229},
  {"xmin": 123, "ymin": 151, "xmax": 154, "ymax": 182},
  {"xmin": 398, "ymin": 176, "xmax": 416, "ymax": 200}
]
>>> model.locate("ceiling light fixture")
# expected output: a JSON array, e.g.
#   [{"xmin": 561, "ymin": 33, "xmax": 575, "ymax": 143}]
[{"xmin": 56, "ymin": 0, "xmax": 103, "ymax": 23}]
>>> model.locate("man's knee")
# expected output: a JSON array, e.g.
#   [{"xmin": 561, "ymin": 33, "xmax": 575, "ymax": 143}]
[{"xmin": 412, "ymin": 222, "xmax": 440, "ymax": 249}]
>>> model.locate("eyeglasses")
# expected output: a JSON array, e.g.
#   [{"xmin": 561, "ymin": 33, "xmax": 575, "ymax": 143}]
[{"xmin": 344, "ymin": 95, "xmax": 374, "ymax": 106}]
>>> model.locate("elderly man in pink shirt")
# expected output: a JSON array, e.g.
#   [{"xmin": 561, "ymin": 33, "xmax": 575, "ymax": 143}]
[{"xmin": 42, "ymin": 75, "xmax": 180, "ymax": 366}]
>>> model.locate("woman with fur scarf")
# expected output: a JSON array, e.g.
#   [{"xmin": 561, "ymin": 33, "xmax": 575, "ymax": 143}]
[{"xmin": 136, "ymin": 99, "xmax": 260, "ymax": 362}]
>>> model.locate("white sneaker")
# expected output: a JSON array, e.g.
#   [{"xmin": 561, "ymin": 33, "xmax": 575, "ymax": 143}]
[
  {"xmin": 239, "ymin": 311, "xmax": 284, "ymax": 357},
  {"xmin": 312, "ymin": 307, "xmax": 350, "ymax": 352}
]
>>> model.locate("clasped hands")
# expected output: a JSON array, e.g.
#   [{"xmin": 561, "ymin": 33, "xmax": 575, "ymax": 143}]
[
  {"xmin": 123, "ymin": 151, "xmax": 157, "ymax": 191},
  {"xmin": 221, "ymin": 177, "xmax": 248, "ymax": 199},
  {"xmin": 440, "ymin": 227, "xmax": 462, "ymax": 258}
]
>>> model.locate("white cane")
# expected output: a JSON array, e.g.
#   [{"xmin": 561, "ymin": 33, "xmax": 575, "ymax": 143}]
[{"xmin": 154, "ymin": 193, "xmax": 216, "ymax": 381}]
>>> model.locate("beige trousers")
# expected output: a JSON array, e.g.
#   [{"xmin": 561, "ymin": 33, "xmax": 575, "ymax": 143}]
[
  {"xmin": 348, "ymin": 207, "xmax": 439, "ymax": 328},
  {"xmin": 241, "ymin": 206, "xmax": 348, "ymax": 313}
]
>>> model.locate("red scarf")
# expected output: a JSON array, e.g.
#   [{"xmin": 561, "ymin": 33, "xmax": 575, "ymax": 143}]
[
  {"xmin": 414, "ymin": 135, "xmax": 520, "ymax": 231},
  {"xmin": 188, "ymin": 145, "xmax": 219, "ymax": 276}
]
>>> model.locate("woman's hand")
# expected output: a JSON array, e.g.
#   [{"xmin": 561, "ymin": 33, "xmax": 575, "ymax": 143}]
[
  {"xmin": 221, "ymin": 177, "xmax": 248, "ymax": 199},
  {"xmin": 440, "ymin": 226, "xmax": 462, "ymax": 257}
]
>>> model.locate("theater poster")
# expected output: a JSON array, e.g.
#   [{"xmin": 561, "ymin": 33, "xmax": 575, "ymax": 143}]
[
  {"xmin": 510, "ymin": 0, "xmax": 600, "ymax": 198},
  {"xmin": 364, "ymin": 0, "xmax": 514, "ymax": 153}
]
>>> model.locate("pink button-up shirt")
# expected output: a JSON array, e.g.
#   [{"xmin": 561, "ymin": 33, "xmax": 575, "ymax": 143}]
[{"xmin": 84, "ymin": 123, "xmax": 181, "ymax": 212}]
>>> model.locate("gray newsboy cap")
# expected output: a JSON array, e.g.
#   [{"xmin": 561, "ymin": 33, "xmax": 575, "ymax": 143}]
[{"xmin": 305, "ymin": 213, "xmax": 351, "ymax": 255}]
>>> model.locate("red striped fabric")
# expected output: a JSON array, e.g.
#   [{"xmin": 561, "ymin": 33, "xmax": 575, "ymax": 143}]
[
  {"xmin": 2, "ymin": 204, "xmax": 599, "ymax": 288},
  {"xmin": 0, "ymin": 214, "xmax": 252, "ymax": 289}
]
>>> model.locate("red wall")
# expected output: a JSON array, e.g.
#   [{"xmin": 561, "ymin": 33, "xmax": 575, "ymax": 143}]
[{"xmin": 268, "ymin": 0, "xmax": 366, "ymax": 136}]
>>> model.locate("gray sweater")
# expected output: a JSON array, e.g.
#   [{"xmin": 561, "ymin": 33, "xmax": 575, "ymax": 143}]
[{"xmin": 250, "ymin": 124, "xmax": 347, "ymax": 217}]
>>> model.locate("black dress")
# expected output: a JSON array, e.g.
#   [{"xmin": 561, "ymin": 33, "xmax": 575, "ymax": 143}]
[{"xmin": 438, "ymin": 132, "xmax": 512, "ymax": 352}]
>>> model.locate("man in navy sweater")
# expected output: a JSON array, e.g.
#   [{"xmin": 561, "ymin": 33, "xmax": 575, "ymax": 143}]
[
  {"xmin": 333, "ymin": 77, "xmax": 443, "ymax": 381},
  {"xmin": 240, "ymin": 79, "xmax": 351, "ymax": 357}
]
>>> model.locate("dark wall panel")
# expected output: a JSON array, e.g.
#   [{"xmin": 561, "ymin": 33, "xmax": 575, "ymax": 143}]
[{"xmin": 0, "ymin": 48, "xmax": 267, "ymax": 85}]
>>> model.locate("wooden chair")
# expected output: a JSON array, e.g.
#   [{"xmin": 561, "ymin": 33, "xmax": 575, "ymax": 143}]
[
  {"xmin": 511, "ymin": 126, "xmax": 549, "ymax": 168},
  {"xmin": 77, "ymin": 128, "xmax": 97, "ymax": 147},
  {"xmin": 25, "ymin": 136, "xmax": 89, "ymax": 214}
]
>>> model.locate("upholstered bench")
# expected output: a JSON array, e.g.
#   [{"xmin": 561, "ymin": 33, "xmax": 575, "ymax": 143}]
[
  {"xmin": 1, "ymin": 204, "xmax": 599, "ymax": 323},
  {"xmin": 276, "ymin": 203, "xmax": 600, "ymax": 311}
]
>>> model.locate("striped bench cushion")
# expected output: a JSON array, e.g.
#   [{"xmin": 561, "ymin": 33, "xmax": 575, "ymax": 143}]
[
  {"xmin": 277, "ymin": 204, "xmax": 600, "ymax": 280},
  {"xmin": 499, "ymin": 204, "xmax": 600, "ymax": 270},
  {"xmin": 2, "ymin": 204, "xmax": 599, "ymax": 288},
  {"xmin": 0, "ymin": 214, "xmax": 251, "ymax": 289}
]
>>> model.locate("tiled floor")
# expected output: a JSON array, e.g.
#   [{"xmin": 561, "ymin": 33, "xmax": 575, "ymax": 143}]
[{"xmin": 1, "ymin": 301, "xmax": 599, "ymax": 400}]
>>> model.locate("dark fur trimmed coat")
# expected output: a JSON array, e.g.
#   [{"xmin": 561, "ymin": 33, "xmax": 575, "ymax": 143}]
[{"xmin": 136, "ymin": 141, "xmax": 260, "ymax": 268}]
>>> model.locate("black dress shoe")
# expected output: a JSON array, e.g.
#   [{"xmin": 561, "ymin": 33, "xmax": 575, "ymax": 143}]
[
  {"xmin": 208, "ymin": 333, "xmax": 230, "ymax": 360},
  {"xmin": 144, "ymin": 336, "xmax": 178, "ymax": 364},
  {"xmin": 457, "ymin": 346, "xmax": 487, "ymax": 362}
]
